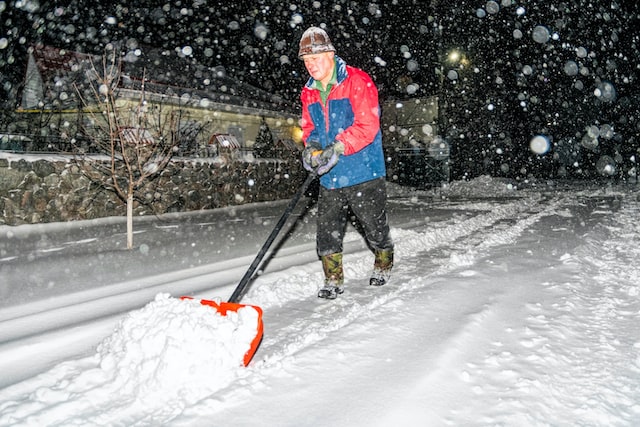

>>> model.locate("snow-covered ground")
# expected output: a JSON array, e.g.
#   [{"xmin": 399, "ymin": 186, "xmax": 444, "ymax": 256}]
[{"xmin": 1, "ymin": 176, "xmax": 640, "ymax": 426}]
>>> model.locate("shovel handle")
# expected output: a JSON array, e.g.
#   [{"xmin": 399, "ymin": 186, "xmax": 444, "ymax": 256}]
[{"xmin": 228, "ymin": 172, "xmax": 317, "ymax": 303}]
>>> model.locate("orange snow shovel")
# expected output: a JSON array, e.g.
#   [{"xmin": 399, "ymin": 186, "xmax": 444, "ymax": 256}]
[
  {"xmin": 183, "ymin": 172, "xmax": 317, "ymax": 366},
  {"xmin": 183, "ymin": 298, "xmax": 264, "ymax": 367}
]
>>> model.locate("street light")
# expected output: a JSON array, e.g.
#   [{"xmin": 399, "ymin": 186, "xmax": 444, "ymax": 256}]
[
  {"xmin": 448, "ymin": 49, "xmax": 461, "ymax": 63},
  {"xmin": 435, "ymin": 48, "xmax": 468, "ymax": 183},
  {"xmin": 436, "ymin": 48, "xmax": 468, "ymax": 137}
]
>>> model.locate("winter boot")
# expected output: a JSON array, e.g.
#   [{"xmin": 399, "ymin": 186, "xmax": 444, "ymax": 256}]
[
  {"xmin": 318, "ymin": 253, "xmax": 344, "ymax": 299},
  {"xmin": 370, "ymin": 249, "xmax": 393, "ymax": 286}
]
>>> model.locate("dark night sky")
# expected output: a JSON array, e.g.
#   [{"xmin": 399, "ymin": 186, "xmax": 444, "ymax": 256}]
[
  {"xmin": 1, "ymin": 1, "xmax": 444, "ymax": 104},
  {"xmin": 1, "ymin": 0, "xmax": 639, "ymax": 180},
  {"xmin": 2, "ymin": 1, "xmax": 638, "ymax": 102}
]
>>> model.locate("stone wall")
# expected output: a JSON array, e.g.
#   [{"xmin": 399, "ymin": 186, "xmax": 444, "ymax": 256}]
[{"xmin": 0, "ymin": 156, "xmax": 307, "ymax": 226}]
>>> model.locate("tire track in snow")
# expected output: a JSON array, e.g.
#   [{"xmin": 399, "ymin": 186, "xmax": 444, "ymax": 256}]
[
  {"xmin": 426, "ymin": 192, "xmax": 640, "ymax": 426},
  {"xmin": 505, "ymin": 196, "xmax": 640, "ymax": 425}
]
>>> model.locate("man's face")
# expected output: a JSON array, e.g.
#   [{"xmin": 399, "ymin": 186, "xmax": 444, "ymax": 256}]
[{"xmin": 302, "ymin": 52, "xmax": 335, "ymax": 84}]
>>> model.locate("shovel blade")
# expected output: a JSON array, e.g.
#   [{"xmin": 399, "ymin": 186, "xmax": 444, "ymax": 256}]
[{"xmin": 181, "ymin": 297, "xmax": 263, "ymax": 366}]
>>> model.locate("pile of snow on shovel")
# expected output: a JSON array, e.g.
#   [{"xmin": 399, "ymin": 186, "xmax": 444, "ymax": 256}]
[{"xmin": 97, "ymin": 293, "xmax": 258, "ymax": 404}]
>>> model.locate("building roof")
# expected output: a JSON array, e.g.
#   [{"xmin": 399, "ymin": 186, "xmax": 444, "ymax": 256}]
[
  {"xmin": 29, "ymin": 45, "xmax": 94, "ymax": 84},
  {"xmin": 20, "ymin": 44, "xmax": 296, "ymax": 116}
]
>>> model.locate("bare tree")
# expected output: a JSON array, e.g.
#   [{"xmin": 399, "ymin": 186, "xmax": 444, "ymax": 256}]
[{"xmin": 74, "ymin": 49, "xmax": 180, "ymax": 249}]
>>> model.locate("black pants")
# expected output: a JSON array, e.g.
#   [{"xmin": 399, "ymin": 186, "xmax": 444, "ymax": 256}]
[{"xmin": 316, "ymin": 177, "xmax": 394, "ymax": 256}]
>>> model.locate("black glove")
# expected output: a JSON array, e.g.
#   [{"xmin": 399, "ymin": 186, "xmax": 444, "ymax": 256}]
[
  {"xmin": 302, "ymin": 142, "xmax": 322, "ymax": 172},
  {"xmin": 316, "ymin": 142, "xmax": 345, "ymax": 175}
]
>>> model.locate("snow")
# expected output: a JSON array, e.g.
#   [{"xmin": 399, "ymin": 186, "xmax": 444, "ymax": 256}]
[
  {"xmin": 1, "ymin": 176, "xmax": 640, "ymax": 426},
  {"xmin": 96, "ymin": 295, "xmax": 259, "ymax": 400}
]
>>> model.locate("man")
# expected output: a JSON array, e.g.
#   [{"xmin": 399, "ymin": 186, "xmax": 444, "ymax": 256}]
[{"xmin": 298, "ymin": 26, "xmax": 394, "ymax": 299}]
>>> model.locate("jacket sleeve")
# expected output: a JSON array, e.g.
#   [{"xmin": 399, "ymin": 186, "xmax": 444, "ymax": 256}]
[{"xmin": 335, "ymin": 68, "xmax": 381, "ymax": 156}]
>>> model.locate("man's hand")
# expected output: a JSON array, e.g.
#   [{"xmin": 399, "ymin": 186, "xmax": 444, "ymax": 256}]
[
  {"xmin": 316, "ymin": 141, "xmax": 345, "ymax": 175},
  {"xmin": 302, "ymin": 142, "xmax": 322, "ymax": 172}
]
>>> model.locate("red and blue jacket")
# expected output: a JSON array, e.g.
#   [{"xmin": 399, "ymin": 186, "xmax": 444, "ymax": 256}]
[{"xmin": 300, "ymin": 56, "xmax": 386, "ymax": 190}]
